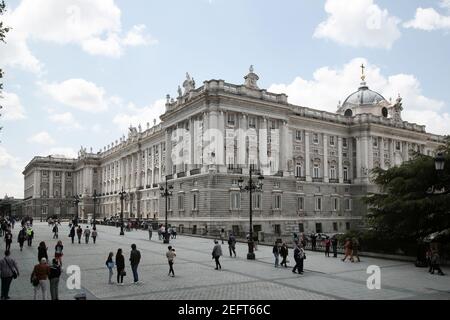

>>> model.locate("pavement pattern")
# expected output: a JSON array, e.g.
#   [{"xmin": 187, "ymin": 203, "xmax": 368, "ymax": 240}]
[{"xmin": 2, "ymin": 222, "xmax": 450, "ymax": 300}]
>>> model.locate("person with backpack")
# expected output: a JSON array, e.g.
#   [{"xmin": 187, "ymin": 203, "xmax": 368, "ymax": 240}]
[
  {"xmin": 26, "ymin": 227, "xmax": 34, "ymax": 246},
  {"xmin": 0, "ymin": 250, "xmax": 19, "ymax": 300},
  {"xmin": 69, "ymin": 226, "xmax": 76, "ymax": 244},
  {"xmin": 292, "ymin": 243, "xmax": 305, "ymax": 274},
  {"xmin": 212, "ymin": 240, "xmax": 222, "ymax": 270},
  {"xmin": 4, "ymin": 229, "xmax": 12, "ymax": 252},
  {"xmin": 280, "ymin": 243, "xmax": 289, "ymax": 267},
  {"xmin": 18, "ymin": 227, "xmax": 26, "ymax": 251},
  {"xmin": 129, "ymin": 244, "xmax": 141, "ymax": 284},
  {"xmin": 76, "ymin": 226, "xmax": 83, "ymax": 244},
  {"xmin": 272, "ymin": 241, "xmax": 281, "ymax": 268},
  {"xmin": 166, "ymin": 246, "xmax": 176, "ymax": 277},
  {"xmin": 228, "ymin": 233, "xmax": 236, "ymax": 257},
  {"xmin": 84, "ymin": 226, "xmax": 91, "ymax": 244},
  {"xmin": 91, "ymin": 227, "xmax": 98, "ymax": 244},
  {"xmin": 54, "ymin": 241, "xmax": 64, "ymax": 266},
  {"xmin": 48, "ymin": 259, "xmax": 61, "ymax": 300},
  {"xmin": 115, "ymin": 248, "xmax": 125, "ymax": 285},
  {"xmin": 52, "ymin": 224, "xmax": 58, "ymax": 239},
  {"xmin": 106, "ymin": 252, "xmax": 114, "ymax": 284}
]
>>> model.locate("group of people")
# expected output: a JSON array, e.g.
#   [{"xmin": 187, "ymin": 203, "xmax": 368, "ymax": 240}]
[
  {"xmin": 156, "ymin": 225, "xmax": 177, "ymax": 241},
  {"xmin": 341, "ymin": 238, "xmax": 361, "ymax": 263},
  {"xmin": 68, "ymin": 225, "xmax": 98, "ymax": 244}
]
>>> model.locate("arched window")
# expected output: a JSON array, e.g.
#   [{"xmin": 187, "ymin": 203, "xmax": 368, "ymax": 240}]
[
  {"xmin": 382, "ymin": 107, "xmax": 388, "ymax": 118},
  {"xmin": 344, "ymin": 109, "xmax": 353, "ymax": 117}
]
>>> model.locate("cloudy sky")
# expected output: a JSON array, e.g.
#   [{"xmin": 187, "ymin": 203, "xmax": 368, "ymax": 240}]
[{"xmin": 1, "ymin": 0, "xmax": 450, "ymax": 198}]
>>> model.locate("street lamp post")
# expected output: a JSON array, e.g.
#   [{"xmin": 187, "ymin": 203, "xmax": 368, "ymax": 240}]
[
  {"xmin": 427, "ymin": 152, "xmax": 448, "ymax": 195},
  {"xmin": 73, "ymin": 195, "xmax": 80, "ymax": 226},
  {"xmin": 93, "ymin": 190, "xmax": 98, "ymax": 227},
  {"xmin": 238, "ymin": 168, "xmax": 264, "ymax": 260},
  {"xmin": 119, "ymin": 187, "xmax": 127, "ymax": 236},
  {"xmin": 160, "ymin": 177, "xmax": 173, "ymax": 244}
]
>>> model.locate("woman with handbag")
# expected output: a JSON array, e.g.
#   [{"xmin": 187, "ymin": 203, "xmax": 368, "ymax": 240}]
[
  {"xmin": 37, "ymin": 242, "xmax": 48, "ymax": 263},
  {"xmin": 115, "ymin": 249, "xmax": 125, "ymax": 285},
  {"xmin": 54, "ymin": 241, "xmax": 64, "ymax": 266},
  {"xmin": 106, "ymin": 252, "xmax": 114, "ymax": 284},
  {"xmin": 0, "ymin": 250, "xmax": 19, "ymax": 300}
]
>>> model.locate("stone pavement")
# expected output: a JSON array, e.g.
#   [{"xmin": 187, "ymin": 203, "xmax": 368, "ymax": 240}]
[{"xmin": 3, "ymin": 223, "xmax": 450, "ymax": 300}]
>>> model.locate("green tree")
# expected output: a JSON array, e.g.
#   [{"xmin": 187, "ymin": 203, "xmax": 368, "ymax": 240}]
[
  {"xmin": 364, "ymin": 136, "xmax": 450, "ymax": 243},
  {"xmin": 0, "ymin": 0, "xmax": 10, "ymax": 140}
]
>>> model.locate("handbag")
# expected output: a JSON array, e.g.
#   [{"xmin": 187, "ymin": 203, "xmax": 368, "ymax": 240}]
[
  {"xmin": 120, "ymin": 270, "xmax": 126, "ymax": 276},
  {"xmin": 4, "ymin": 258, "xmax": 18, "ymax": 279}
]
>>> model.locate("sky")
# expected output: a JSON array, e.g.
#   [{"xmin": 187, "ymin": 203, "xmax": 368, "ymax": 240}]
[{"xmin": 1, "ymin": 0, "xmax": 450, "ymax": 198}]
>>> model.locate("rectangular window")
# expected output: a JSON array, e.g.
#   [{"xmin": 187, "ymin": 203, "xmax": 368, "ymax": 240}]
[
  {"xmin": 297, "ymin": 197, "xmax": 304, "ymax": 211},
  {"xmin": 343, "ymin": 167, "xmax": 349, "ymax": 181},
  {"xmin": 333, "ymin": 222, "xmax": 338, "ymax": 232},
  {"xmin": 178, "ymin": 194, "xmax": 184, "ymax": 211},
  {"xmin": 295, "ymin": 164, "xmax": 303, "ymax": 177},
  {"xmin": 273, "ymin": 194, "xmax": 282, "ymax": 210},
  {"xmin": 192, "ymin": 193, "xmax": 198, "ymax": 210},
  {"xmin": 252, "ymin": 193, "xmax": 261, "ymax": 210},
  {"xmin": 67, "ymin": 172, "xmax": 72, "ymax": 177},
  {"xmin": 249, "ymin": 117, "xmax": 256, "ymax": 128},
  {"xmin": 274, "ymin": 224, "xmax": 281, "ymax": 236},
  {"xmin": 330, "ymin": 166, "xmax": 336, "ymax": 179},
  {"xmin": 345, "ymin": 198, "xmax": 352, "ymax": 210},
  {"xmin": 227, "ymin": 113, "xmax": 235, "ymax": 126},
  {"xmin": 329, "ymin": 136, "xmax": 335, "ymax": 146},
  {"xmin": 333, "ymin": 198, "xmax": 339, "ymax": 211},
  {"xmin": 230, "ymin": 192, "xmax": 240, "ymax": 210},
  {"xmin": 315, "ymin": 223, "xmax": 322, "ymax": 233},
  {"xmin": 313, "ymin": 165, "xmax": 320, "ymax": 178},
  {"xmin": 315, "ymin": 197, "xmax": 322, "ymax": 211},
  {"xmin": 396, "ymin": 141, "xmax": 401, "ymax": 150},
  {"xmin": 343, "ymin": 138, "xmax": 348, "ymax": 148},
  {"xmin": 346, "ymin": 222, "xmax": 351, "ymax": 231},
  {"xmin": 167, "ymin": 198, "xmax": 172, "ymax": 211},
  {"xmin": 55, "ymin": 172, "xmax": 60, "ymax": 177},
  {"xmin": 373, "ymin": 138, "xmax": 378, "ymax": 147},
  {"xmin": 313, "ymin": 133, "xmax": 319, "ymax": 144},
  {"xmin": 295, "ymin": 130, "xmax": 302, "ymax": 141},
  {"xmin": 298, "ymin": 223, "xmax": 304, "ymax": 233}
]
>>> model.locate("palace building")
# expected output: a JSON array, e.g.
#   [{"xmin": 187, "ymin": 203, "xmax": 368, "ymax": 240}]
[{"xmin": 22, "ymin": 66, "xmax": 445, "ymax": 237}]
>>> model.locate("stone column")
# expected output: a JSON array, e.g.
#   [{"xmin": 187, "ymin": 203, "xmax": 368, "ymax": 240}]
[
  {"xmin": 356, "ymin": 137, "xmax": 362, "ymax": 181},
  {"xmin": 368, "ymin": 136, "xmax": 374, "ymax": 170},
  {"xmin": 259, "ymin": 117, "xmax": 268, "ymax": 175},
  {"xmin": 49, "ymin": 170, "xmax": 54, "ymax": 198},
  {"xmin": 237, "ymin": 114, "xmax": 247, "ymax": 168},
  {"xmin": 61, "ymin": 172, "xmax": 66, "ymax": 198},
  {"xmin": 158, "ymin": 143, "xmax": 163, "ymax": 182},
  {"xmin": 390, "ymin": 139, "xmax": 395, "ymax": 168},
  {"xmin": 217, "ymin": 111, "xmax": 225, "ymax": 168},
  {"xmin": 166, "ymin": 128, "xmax": 173, "ymax": 176},
  {"xmin": 144, "ymin": 150, "xmax": 148, "ymax": 187},
  {"xmin": 33, "ymin": 170, "xmax": 40, "ymax": 198},
  {"xmin": 189, "ymin": 117, "xmax": 195, "ymax": 171},
  {"xmin": 280, "ymin": 121, "xmax": 287, "ymax": 173},
  {"xmin": 305, "ymin": 132, "xmax": 311, "ymax": 182},
  {"xmin": 323, "ymin": 134, "xmax": 328, "ymax": 182},
  {"xmin": 380, "ymin": 138, "xmax": 385, "ymax": 169},
  {"xmin": 338, "ymin": 137, "xmax": 343, "ymax": 183},
  {"xmin": 137, "ymin": 151, "xmax": 142, "ymax": 188}
]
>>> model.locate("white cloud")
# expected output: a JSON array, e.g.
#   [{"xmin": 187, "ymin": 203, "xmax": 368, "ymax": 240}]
[
  {"xmin": 1, "ymin": 91, "xmax": 26, "ymax": 120},
  {"xmin": 28, "ymin": 131, "xmax": 56, "ymax": 145},
  {"xmin": 122, "ymin": 24, "xmax": 158, "ymax": 47},
  {"xmin": 48, "ymin": 111, "xmax": 83, "ymax": 130},
  {"xmin": 0, "ymin": 146, "xmax": 22, "ymax": 171},
  {"xmin": 268, "ymin": 58, "xmax": 449, "ymax": 135},
  {"xmin": 45, "ymin": 147, "xmax": 78, "ymax": 159},
  {"xmin": 314, "ymin": 0, "xmax": 401, "ymax": 49},
  {"xmin": 1, "ymin": 0, "xmax": 157, "ymax": 73},
  {"xmin": 404, "ymin": 0, "xmax": 450, "ymax": 31},
  {"xmin": 113, "ymin": 99, "xmax": 166, "ymax": 133},
  {"xmin": 40, "ymin": 79, "xmax": 109, "ymax": 113}
]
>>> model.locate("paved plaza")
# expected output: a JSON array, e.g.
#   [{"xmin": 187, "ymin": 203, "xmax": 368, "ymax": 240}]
[{"xmin": 3, "ymin": 222, "xmax": 450, "ymax": 300}]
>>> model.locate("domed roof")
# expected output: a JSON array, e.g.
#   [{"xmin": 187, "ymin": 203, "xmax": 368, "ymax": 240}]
[{"xmin": 342, "ymin": 82, "xmax": 387, "ymax": 108}]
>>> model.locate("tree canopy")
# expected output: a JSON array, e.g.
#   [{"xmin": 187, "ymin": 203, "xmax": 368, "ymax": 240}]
[{"xmin": 364, "ymin": 137, "xmax": 450, "ymax": 242}]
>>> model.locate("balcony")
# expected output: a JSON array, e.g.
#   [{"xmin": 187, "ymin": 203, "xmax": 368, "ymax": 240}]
[
  {"xmin": 274, "ymin": 171, "xmax": 283, "ymax": 177},
  {"xmin": 166, "ymin": 174, "xmax": 174, "ymax": 180},
  {"xmin": 312, "ymin": 177, "xmax": 323, "ymax": 183},
  {"xmin": 227, "ymin": 167, "xmax": 242, "ymax": 174},
  {"xmin": 295, "ymin": 176, "xmax": 306, "ymax": 181},
  {"xmin": 146, "ymin": 184, "xmax": 151, "ymax": 189},
  {"xmin": 177, "ymin": 172, "xmax": 186, "ymax": 178},
  {"xmin": 190, "ymin": 168, "xmax": 201, "ymax": 176},
  {"xmin": 152, "ymin": 183, "xmax": 159, "ymax": 188},
  {"xmin": 344, "ymin": 179, "xmax": 352, "ymax": 184},
  {"xmin": 329, "ymin": 179, "xmax": 339, "ymax": 183}
]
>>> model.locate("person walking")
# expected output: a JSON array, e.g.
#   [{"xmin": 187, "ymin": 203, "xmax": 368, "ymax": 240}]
[
  {"xmin": 91, "ymin": 227, "xmax": 98, "ymax": 244},
  {"xmin": 158, "ymin": 226, "xmax": 162, "ymax": 240},
  {"xmin": 129, "ymin": 244, "xmax": 141, "ymax": 284},
  {"xmin": 52, "ymin": 224, "xmax": 58, "ymax": 239},
  {"xmin": 54, "ymin": 241, "xmax": 64, "ymax": 266},
  {"xmin": 280, "ymin": 243, "xmax": 289, "ymax": 267},
  {"xmin": 426, "ymin": 248, "xmax": 433, "ymax": 273},
  {"xmin": 228, "ymin": 233, "xmax": 236, "ymax": 257},
  {"xmin": 76, "ymin": 226, "xmax": 83, "ymax": 244},
  {"xmin": 311, "ymin": 233, "xmax": 317, "ymax": 251},
  {"xmin": 106, "ymin": 252, "xmax": 114, "ymax": 284},
  {"xmin": 48, "ymin": 259, "xmax": 61, "ymax": 300},
  {"xmin": 37, "ymin": 242, "xmax": 48, "ymax": 263},
  {"xmin": 4, "ymin": 229, "xmax": 12, "ymax": 252},
  {"xmin": 31, "ymin": 258, "xmax": 50, "ymax": 300},
  {"xmin": 351, "ymin": 238, "xmax": 360, "ymax": 262},
  {"xmin": 331, "ymin": 236, "xmax": 338, "ymax": 258},
  {"xmin": 430, "ymin": 250, "xmax": 445, "ymax": 275},
  {"xmin": 115, "ymin": 249, "xmax": 125, "ymax": 285},
  {"xmin": 148, "ymin": 227, "xmax": 153, "ymax": 240},
  {"xmin": 273, "ymin": 242, "xmax": 281, "ymax": 267},
  {"xmin": 84, "ymin": 226, "xmax": 91, "ymax": 244},
  {"xmin": 212, "ymin": 240, "xmax": 222, "ymax": 270},
  {"xmin": 166, "ymin": 246, "xmax": 176, "ymax": 277},
  {"xmin": 292, "ymin": 243, "xmax": 305, "ymax": 274},
  {"xmin": 0, "ymin": 250, "xmax": 19, "ymax": 300},
  {"xmin": 324, "ymin": 237, "xmax": 331, "ymax": 257},
  {"xmin": 26, "ymin": 227, "xmax": 34, "ymax": 246},
  {"xmin": 69, "ymin": 226, "xmax": 76, "ymax": 244},
  {"xmin": 220, "ymin": 229, "xmax": 226, "ymax": 244},
  {"xmin": 342, "ymin": 238, "xmax": 353, "ymax": 262},
  {"xmin": 18, "ymin": 227, "xmax": 26, "ymax": 251}
]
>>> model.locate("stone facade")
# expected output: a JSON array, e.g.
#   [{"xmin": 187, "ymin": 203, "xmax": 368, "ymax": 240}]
[{"xmin": 23, "ymin": 67, "xmax": 445, "ymax": 236}]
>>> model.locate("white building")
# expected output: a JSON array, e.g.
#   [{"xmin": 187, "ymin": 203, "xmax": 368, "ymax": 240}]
[{"xmin": 23, "ymin": 67, "xmax": 445, "ymax": 238}]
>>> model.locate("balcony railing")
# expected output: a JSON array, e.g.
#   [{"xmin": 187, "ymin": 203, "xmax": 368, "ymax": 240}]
[
  {"xmin": 152, "ymin": 183, "xmax": 159, "ymax": 188},
  {"xmin": 146, "ymin": 184, "xmax": 151, "ymax": 189},
  {"xmin": 227, "ymin": 167, "xmax": 242, "ymax": 174},
  {"xmin": 177, "ymin": 172, "xmax": 186, "ymax": 178},
  {"xmin": 274, "ymin": 171, "xmax": 283, "ymax": 177},
  {"xmin": 295, "ymin": 176, "xmax": 306, "ymax": 181},
  {"xmin": 190, "ymin": 168, "xmax": 201, "ymax": 176},
  {"xmin": 344, "ymin": 179, "xmax": 352, "ymax": 184},
  {"xmin": 312, "ymin": 177, "xmax": 323, "ymax": 183},
  {"xmin": 329, "ymin": 179, "xmax": 339, "ymax": 183},
  {"xmin": 166, "ymin": 174, "xmax": 174, "ymax": 180}
]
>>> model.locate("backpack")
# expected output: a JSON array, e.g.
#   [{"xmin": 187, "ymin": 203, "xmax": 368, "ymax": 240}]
[{"xmin": 53, "ymin": 226, "xmax": 57, "ymax": 232}]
